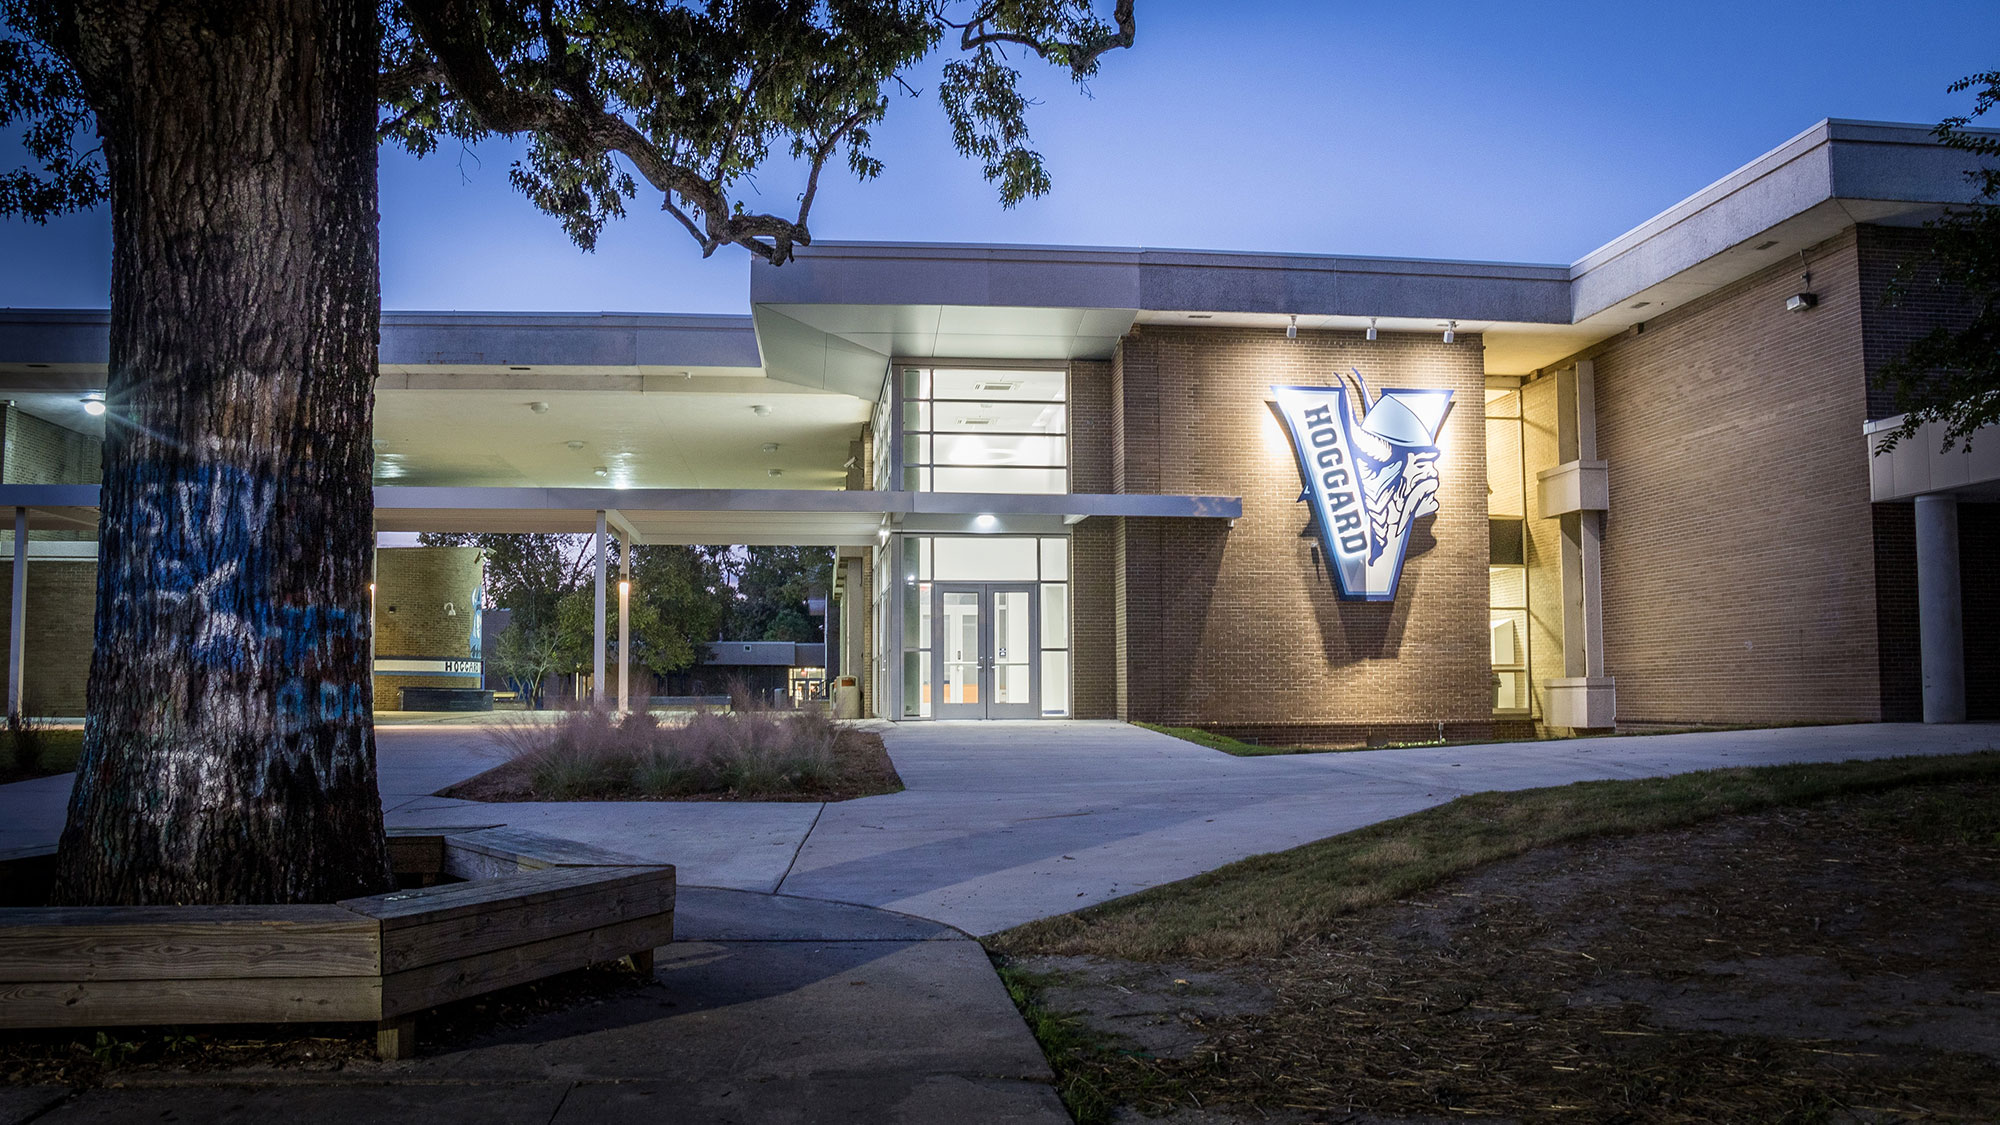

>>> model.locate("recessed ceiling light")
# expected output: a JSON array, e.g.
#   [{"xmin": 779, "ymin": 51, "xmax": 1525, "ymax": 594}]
[
  {"xmin": 974, "ymin": 514, "xmax": 998, "ymax": 530},
  {"xmin": 566, "ymin": 440, "xmax": 585, "ymax": 450},
  {"xmin": 761, "ymin": 442, "xmax": 779, "ymax": 453},
  {"xmin": 593, "ymin": 466, "xmax": 609, "ymax": 477},
  {"xmin": 768, "ymin": 468, "xmax": 784, "ymax": 477},
  {"xmin": 81, "ymin": 395, "xmax": 105, "ymax": 416},
  {"xmin": 528, "ymin": 401, "xmax": 549, "ymax": 414},
  {"xmin": 1187, "ymin": 314, "xmax": 1213, "ymax": 320},
  {"xmin": 509, "ymin": 365, "xmax": 531, "ymax": 372},
  {"xmin": 1754, "ymin": 240, "xmax": 1779, "ymax": 251},
  {"xmin": 751, "ymin": 404, "xmax": 772, "ymax": 416},
  {"xmin": 1630, "ymin": 301, "xmax": 1651, "ymax": 309}
]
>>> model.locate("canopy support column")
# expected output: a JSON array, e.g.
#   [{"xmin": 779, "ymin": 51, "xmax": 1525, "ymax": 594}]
[
  {"xmin": 593, "ymin": 510, "xmax": 607, "ymax": 708},
  {"xmin": 8, "ymin": 507, "xmax": 25, "ymax": 724}
]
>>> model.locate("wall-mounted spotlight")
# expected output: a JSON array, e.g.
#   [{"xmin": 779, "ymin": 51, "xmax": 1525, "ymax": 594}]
[
  {"xmin": 1442, "ymin": 320, "xmax": 1457, "ymax": 344},
  {"xmin": 81, "ymin": 393, "xmax": 106, "ymax": 416},
  {"xmin": 1366, "ymin": 318, "xmax": 1378, "ymax": 342},
  {"xmin": 1286, "ymin": 315, "xmax": 1298, "ymax": 341},
  {"xmin": 1787, "ymin": 250, "xmax": 1817, "ymax": 313}
]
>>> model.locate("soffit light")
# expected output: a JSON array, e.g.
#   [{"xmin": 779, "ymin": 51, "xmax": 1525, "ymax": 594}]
[
  {"xmin": 974, "ymin": 513, "xmax": 998, "ymax": 530},
  {"xmin": 751, "ymin": 404, "xmax": 772, "ymax": 416},
  {"xmin": 528, "ymin": 401, "xmax": 550, "ymax": 414},
  {"xmin": 81, "ymin": 393, "xmax": 106, "ymax": 416}
]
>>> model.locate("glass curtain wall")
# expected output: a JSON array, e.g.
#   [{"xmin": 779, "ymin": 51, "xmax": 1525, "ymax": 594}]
[
  {"xmin": 895, "ymin": 535, "xmax": 1069, "ymax": 718},
  {"xmin": 1486, "ymin": 386, "xmax": 1531, "ymax": 715},
  {"xmin": 869, "ymin": 364, "xmax": 1073, "ymax": 719},
  {"xmin": 894, "ymin": 366, "xmax": 1067, "ymax": 493}
]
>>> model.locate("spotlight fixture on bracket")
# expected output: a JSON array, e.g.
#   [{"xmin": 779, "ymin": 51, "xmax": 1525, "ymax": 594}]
[
  {"xmin": 1786, "ymin": 251, "xmax": 1818, "ymax": 313},
  {"xmin": 1286, "ymin": 315, "xmax": 1298, "ymax": 341},
  {"xmin": 1366, "ymin": 317, "xmax": 1378, "ymax": 342},
  {"xmin": 1442, "ymin": 320, "xmax": 1457, "ymax": 344}
]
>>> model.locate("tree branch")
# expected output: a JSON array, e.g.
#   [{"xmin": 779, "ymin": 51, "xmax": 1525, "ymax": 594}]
[
  {"xmin": 958, "ymin": 0, "xmax": 1136, "ymax": 76},
  {"xmin": 401, "ymin": 0, "xmax": 828, "ymax": 262}
]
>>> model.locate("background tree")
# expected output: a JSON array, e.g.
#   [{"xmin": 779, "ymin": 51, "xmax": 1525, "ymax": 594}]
[
  {"xmin": 729, "ymin": 545, "xmax": 831, "ymax": 642},
  {"xmin": 1873, "ymin": 71, "xmax": 2000, "ymax": 453},
  {"xmin": 0, "ymin": 0, "xmax": 1137, "ymax": 904}
]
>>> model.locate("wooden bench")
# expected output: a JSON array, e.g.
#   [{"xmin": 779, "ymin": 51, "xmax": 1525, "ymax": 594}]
[{"xmin": 0, "ymin": 827, "xmax": 674, "ymax": 1059}]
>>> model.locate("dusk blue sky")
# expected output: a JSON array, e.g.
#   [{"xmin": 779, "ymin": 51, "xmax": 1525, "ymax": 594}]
[{"xmin": 5, "ymin": 0, "xmax": 1997, "ymax": 314}]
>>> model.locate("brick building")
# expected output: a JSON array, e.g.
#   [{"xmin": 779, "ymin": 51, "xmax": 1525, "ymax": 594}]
[{"xmin": 0, "ymin": 119, "xmax": 1992, "ymax": 731}]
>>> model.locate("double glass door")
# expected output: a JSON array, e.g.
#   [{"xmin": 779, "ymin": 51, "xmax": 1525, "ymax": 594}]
[{"xmin": 933, "ymin": 583, "xmax": 1039, "ymax": 719}]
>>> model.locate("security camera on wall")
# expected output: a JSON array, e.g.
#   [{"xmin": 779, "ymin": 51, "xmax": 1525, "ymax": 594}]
[{"xmin": 1786, "ymin": 292, "xmax": 1817, "ymax": 313}]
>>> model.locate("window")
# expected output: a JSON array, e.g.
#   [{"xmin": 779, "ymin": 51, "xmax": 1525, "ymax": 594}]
[
  {"xmin": 1486, "ymin": 387, "xmax": 1530, "ymax": 715},
  {"xmin": 894, "ymin": 367, "xmax": 1068, "ymax": 494}
]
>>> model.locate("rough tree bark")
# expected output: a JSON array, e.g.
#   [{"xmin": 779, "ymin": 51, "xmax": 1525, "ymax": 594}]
[{"xmin": 50, "ymin": 0, "xmax": 394, "ymax": 904}]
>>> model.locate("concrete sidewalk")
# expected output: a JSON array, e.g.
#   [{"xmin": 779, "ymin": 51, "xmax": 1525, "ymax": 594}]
[
  {"xmin": 4, "ymin": 889, "xmax": 1066, "ymax": 1124},
  {"xmin": 3, "ymin": 719, "xmax": 1995, "ymax": 1123}
]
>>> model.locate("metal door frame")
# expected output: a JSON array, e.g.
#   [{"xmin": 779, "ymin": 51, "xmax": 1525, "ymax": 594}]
[{"xmin": 930, "ymin": 582, "xmax": 1040, "ymax": 719}]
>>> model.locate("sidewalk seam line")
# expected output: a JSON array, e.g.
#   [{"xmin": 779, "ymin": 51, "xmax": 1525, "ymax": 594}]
[{"xmin": 772, "ymin": 801, "xmax": 825, "ymax": 894}]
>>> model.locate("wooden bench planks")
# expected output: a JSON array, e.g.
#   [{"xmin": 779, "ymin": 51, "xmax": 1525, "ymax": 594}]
[
  {"xmin": 345, "ymin": 866, "xmax": 674, "ymax": 974},
  {"xmin": 0, "ymin": 828, "xmax": 676, "ymax": 1057},
  {"xmin": 0, "ymin": 905, "xmax": 380, "ymax": 981}
]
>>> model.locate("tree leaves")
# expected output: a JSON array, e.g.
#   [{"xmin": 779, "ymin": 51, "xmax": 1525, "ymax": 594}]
[
  {"xmin": 1874, "ymin": 71, "xmax": 2000, "ymax": 454},
  {"xmin": 2, "ymin": 1, "xmax": 1137, "ymax": 256}
]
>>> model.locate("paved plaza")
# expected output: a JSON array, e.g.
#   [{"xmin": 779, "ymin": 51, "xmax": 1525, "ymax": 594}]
[{"xmin": 2, "ymin": 719, "xmax": 1995, "ymax": 1122}]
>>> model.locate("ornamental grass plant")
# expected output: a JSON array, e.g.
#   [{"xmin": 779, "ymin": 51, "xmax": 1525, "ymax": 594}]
[{"xmin": 489, "ymin": 702, "xmax": 841, "ymax": 800}]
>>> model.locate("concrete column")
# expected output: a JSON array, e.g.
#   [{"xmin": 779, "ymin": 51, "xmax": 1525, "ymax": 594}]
[
  {"xmin": 8, "ymin": 507, "xmax": 25, "ymax": 722},
  {"xmin": 1915, "ymin": 493, "xmax": 1966, "ymax": 723},
  {"xmin": 592, "ymin": 510, "xmax": 607, "ymax": 707},
  {"xmin": 617, "ymin": 535, "xmax": 630, "ymax": 714}
]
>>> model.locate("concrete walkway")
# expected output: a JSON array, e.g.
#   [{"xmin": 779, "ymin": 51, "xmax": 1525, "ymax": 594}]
[
  {"xmin": 3, "ymin": 719, "xmax": 1995, "ymax": 1122},
  {"xmin": 368, "ymin": 718, "xmax": 2000, "ymax": 935}
]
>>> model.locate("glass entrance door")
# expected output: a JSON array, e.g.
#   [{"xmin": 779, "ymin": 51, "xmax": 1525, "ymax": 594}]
[{"xmin": 932, "ymin": 583, "xmax": 1039, "ymax": 719}]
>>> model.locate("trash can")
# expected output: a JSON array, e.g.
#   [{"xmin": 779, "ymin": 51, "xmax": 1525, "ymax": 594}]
[{"xmin": 833, "ymin": 676, "xmax": 861, "ymax": 719}]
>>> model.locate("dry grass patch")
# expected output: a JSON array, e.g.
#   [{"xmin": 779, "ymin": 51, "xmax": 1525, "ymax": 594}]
[
  {"xmin": 991, "ymin": 751, "xmax": 2000, "ymax": 961},
  {"xmin": 439, "ymin": 708, "xmax": 901, "ymax": 802}
]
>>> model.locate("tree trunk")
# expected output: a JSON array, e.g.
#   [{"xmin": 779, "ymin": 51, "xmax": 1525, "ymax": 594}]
[{"xmin": 51, "ymin": 0, "xmax": 393, "ymax": 904}]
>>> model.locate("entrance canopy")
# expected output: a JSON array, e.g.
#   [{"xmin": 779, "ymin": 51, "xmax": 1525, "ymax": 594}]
[{"xmin": 0, "ymin": 483, "xmax": 1240, "ymax": 547}]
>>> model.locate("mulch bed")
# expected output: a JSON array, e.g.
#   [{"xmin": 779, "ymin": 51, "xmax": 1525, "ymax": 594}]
[
  {"xmin": 437, "ymin": 727, "xmax": 902, "ymax": 803},
  {"xmin": 1009, "ymin": 779, "xmax": 2000, "ymax": 1123}
]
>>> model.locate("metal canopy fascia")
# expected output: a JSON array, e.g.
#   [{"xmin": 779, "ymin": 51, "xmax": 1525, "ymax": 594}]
[
  {"xmin": 750, "ymin": 119, "xmax": 1997, "ymax": 377},
  {"xmin": 0, "ymin": 485, "xmax": 1241, "ymax": 547}
]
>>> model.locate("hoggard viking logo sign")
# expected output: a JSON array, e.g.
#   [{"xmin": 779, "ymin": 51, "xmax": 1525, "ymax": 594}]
[{"xmin": 1272, "ymin": 372, "xmax": 1453, "ymax": 601}]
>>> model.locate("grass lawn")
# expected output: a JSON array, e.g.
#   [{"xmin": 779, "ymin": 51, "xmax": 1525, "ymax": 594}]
[
  {"xmin": 989, "ymin": 751, "xmax": 2000, "ymax": 1123},
  {"xmin": 0, "ymin": 728, "xmax": 85, "ymax": 784}
]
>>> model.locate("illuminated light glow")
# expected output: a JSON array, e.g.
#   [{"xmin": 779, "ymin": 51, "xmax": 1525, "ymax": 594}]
[
  {"xmin": 81, "ymin": 395, "xmax": 106, "ymax": 416},
  {"xmin": 974, "ymin": 513, "xmax": 998, "ymax": 530},
  {"xmin": 618, "ymin": 580, "xmax": 631, "ymax": 594}
]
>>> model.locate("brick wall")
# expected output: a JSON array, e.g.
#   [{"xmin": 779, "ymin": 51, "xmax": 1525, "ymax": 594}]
[
  {"xmin": 374, "ymin": 546, "xmax": 484, "ymax": 706},
  {"xmin": 1100, "ymin": 325, "xmax": 1491, "ymax": 740},
  {"xmin": 1856, "ymin": 224, "xmax": 1980, "ymax": 421},
  {"xmin": 0, "ymin": 559, "xmax": 96, "ymax": 716},
  {"xmin": 1587, "ymin": 230, "xmax": 1886, "ymax": 725}
]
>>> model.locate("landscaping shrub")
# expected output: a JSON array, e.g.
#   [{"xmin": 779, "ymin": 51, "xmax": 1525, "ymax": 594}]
[
  {"xmin": 489, "ymin": 704, "xmax": 840, "ymax": 799},
  {"xmin": 7, "ymin": 713, "xmax": 45, "ymax": 775}
]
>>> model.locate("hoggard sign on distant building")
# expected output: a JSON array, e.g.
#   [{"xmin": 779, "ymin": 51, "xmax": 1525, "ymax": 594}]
[{"xmin": 1273, "ymin": 373, "xmax": 1453, "ymax": 601}]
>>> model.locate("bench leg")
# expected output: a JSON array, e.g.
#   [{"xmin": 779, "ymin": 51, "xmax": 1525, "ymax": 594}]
[
  {"xmin": 376, "ymin": 1016, "xmax": 417, "ymax": 1061},
  {"xmin": 625, "ymin": 948, "xmax": 656, "ymax": 977}
]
